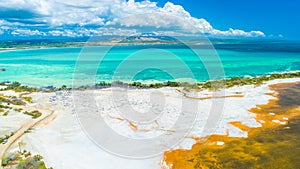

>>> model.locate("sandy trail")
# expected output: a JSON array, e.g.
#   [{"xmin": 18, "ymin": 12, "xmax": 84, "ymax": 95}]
[
  {"xmin": 176, "ymin": 89, "xmax": 244, "ymax": 100},
  {"xmin": 0, "ymin": 107, "xmax": 55, "ymax": 163}
]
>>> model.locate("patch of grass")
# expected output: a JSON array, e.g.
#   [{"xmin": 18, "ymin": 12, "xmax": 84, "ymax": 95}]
[
  {"xmin": 0, "ymin": 132, "xmax": 14, "ymax": 143},
  {"xmin": 3, "ymin": 111, "xmax": 8, "ymax": 116},
  {"xmin": 0, "ymin": 82, "xmax": 39, "ymax": 93},
  {"xmin": 21, "ymin": 97, "xmax": 33, "ymax": 103},
  {"xmin": 14, "ymin": 108, "xmax": 23, "ymax": 112},
  {"xmin": 0, "ymin": 107, "xmax": 9, "ymax": 116},
  {"xmin": 96, "ymin": 80, "xmax": 185, "ymax": 89},
  {"xmin": 0, "ymin": 96, "xmax": 26, "ymax": 105},
  {"xmin": 1, "ymin": 154, "xmax": 19, "ymax": 167},
  {"xmin": 2, "ymin": 150, "xmax": 52, "ymax": 169},
  {"xmin": 24, "ymin": 110, "xmax": 42, "ymax": 119},
  {"xmin": 0, "ymin": 104, "xmax": 12, "ymax": 109},
  {"xmin": 198, "ymin": 72, "xmax": 300, "ymax": 90},
  {"xmin": 24, "ymin": 128, "xmax": 34, "ymax": 134}
]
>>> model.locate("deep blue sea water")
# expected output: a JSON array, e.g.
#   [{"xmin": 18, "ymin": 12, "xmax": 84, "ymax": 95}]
[{"xmin": 0, "ymin": 43, "xmax": 299, "ymax": 87}]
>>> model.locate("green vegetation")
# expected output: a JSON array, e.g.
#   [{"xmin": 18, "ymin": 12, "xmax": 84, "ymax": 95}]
[
  {"xmin": 0, "ymin": 104, "xmax": 11, "ymax": 116},
  {"xmin": 24, "ymin": 128, "xmax": 34, "ymax": 134},
  {"xmin": 14, "ymin": 108, "xmax": 23, "ymax": 112},
  {"xmin": 0, "ymin": 95, "xmax": 26, "ymax": 105},
  {"xmin": 77, "ymin": 85, "xmax": 89, "ymax": 90},
  {"xmin": 226, "ymin": 72, "xmax": 300, "ymax": 87},
  {"xmin": 198, "ymin": 72, "xmax": 300, "ymax": 90},
  {"xmin": 21, "ymin": 96, "xmax": 33, "ymax": 103},
  {"xmin": 24, "ymin": 110, "xmax": 42, "ymax": 119},
  {"xmin": 1, "ymin": 150, "xmax": 52, "ymax": 169},
  {"xmin": 96, "ymin": 80, "xmax": 193, "ymax": 89},
  {"xmin": 0, "ymin": 82, "xmax": 39, "ymax": 93},
  {"xmin": 1, "ymin": 154, "xmax": 18, "ymax": 167},
  {"xmin": 61, "ymin": 85, "xmax": 68, "ymax": 90},
  {"xmin": 0, "ymin": 104, "xmax": 12, "ymax": 109},
  {"xmin": 94, "ymin": 72, "xmax": 300, "ymax": 91},
  {"xmin": 0, "ymin": 132, "xmax": 14, "ymax": 143},
  {"xmin": 3, "ymin": 111, "xmax": 8, "ymax": 116}
]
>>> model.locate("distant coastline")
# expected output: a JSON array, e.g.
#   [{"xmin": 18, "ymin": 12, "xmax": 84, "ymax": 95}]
[{"xmin": 1, "ymin": 38, "xmax": 299, "ymax": 52}]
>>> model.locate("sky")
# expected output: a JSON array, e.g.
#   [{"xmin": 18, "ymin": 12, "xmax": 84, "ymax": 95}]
[
  {"xmin": 0, "ymin": 0, "xmax": 298, "ymax": 40},
  {"xmin": 153, "ymin": 0, "xmax": 300, "ymax": 40}
]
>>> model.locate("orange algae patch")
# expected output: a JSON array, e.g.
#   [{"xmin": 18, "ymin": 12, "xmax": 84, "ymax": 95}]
[
  {"xmin": 115, "ymin": 117, "xmax": 124, "ymax": 121},
  {"xmin": 229, "ymin": 122, "xmax": 251, "ymax": 132},
  {"xmin": 163, "ymin": 82, "xmax": 300, "ymax": 169},
  {"xmin": 127, "ymin": 120, "xmax": 138, "ymax": 131},
  {"xmin": 114, "ymin": 117, "xmax": 139, "ymax": 131}
]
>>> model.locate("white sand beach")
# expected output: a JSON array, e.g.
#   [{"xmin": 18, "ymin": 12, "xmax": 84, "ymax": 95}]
[{"xmin": 1, "ymin": 78, "xmax": 300, "ymax": 169}]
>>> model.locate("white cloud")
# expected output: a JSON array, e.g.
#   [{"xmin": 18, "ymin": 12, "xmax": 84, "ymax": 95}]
[
  {"xmin": 11, "ymin": 29, "xmax": 47, "ymax": 36},
  {"xmin": 92, "ymin": 28, "xmax": 139, "ymax": 36},
  {"xmin": 49, "ymin": 29, "xmax": 86, "ymax": 37},
  {"xmin": 100, "ymin": 1, "xmax": 264, "ymax": 37},
  {"xmin": 0, "ymin": 0, "xmax": 265, "ymax": 38},
  {"xmin": 47, "ymin": 28, "xmax": 139, "ymax": 37},
  {"xmin": 48, "ymin": 30, "xmax": 63, "ymax": 36},
  {"xmin": 212, "ymin": 28, "xmax": 265, "ymax": 37}
]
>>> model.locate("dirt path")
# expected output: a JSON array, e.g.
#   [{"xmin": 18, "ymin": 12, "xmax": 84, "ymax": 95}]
[
  {"xmin": 0, "ymin": 108, "xmax": 55, "ymax": 164},
  {"xmin": 176, "ymin": 89, "xmax": 244, "ymax": 100}
]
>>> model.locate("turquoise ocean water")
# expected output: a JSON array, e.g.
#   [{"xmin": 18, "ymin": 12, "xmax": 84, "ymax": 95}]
[{"xmin": 0, "ymin": 44, "xmax": 299, "ymax": 87}]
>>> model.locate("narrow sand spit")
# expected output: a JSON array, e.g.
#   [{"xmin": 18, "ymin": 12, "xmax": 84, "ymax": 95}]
[{"xmin": 1, "ymin": 78, "xmax": 300, "ymax": 169}]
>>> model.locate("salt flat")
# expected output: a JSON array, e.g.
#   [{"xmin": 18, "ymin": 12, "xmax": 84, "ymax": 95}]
[{"xmin": 2, "ymin": 78, "xmax": 300, "ymax": 169}]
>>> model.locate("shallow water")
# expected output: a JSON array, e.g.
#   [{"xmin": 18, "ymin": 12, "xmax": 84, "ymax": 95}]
[{"xmin": 0, "ymin": 44, "xmax": 299, "ymax": 87}]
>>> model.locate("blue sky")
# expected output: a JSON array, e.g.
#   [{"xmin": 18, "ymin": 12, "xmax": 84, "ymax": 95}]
[
  {"xmin": 153, "ymin": 0, "xmax": 300, "ymax": 40},
  {"xmin": 0, "ymin": 0, "xmax": 298, "ymax": 40}
]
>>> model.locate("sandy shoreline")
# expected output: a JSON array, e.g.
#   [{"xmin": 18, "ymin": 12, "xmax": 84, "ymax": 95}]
[{"xmin": 1, "ymin": 78, "xmax": 300, "ymax": 169}]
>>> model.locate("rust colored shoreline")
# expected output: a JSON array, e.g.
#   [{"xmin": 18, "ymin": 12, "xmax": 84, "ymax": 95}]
[{"xmin": 163, "ymin": 82, "xmax": 300, "ymax": 169}]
